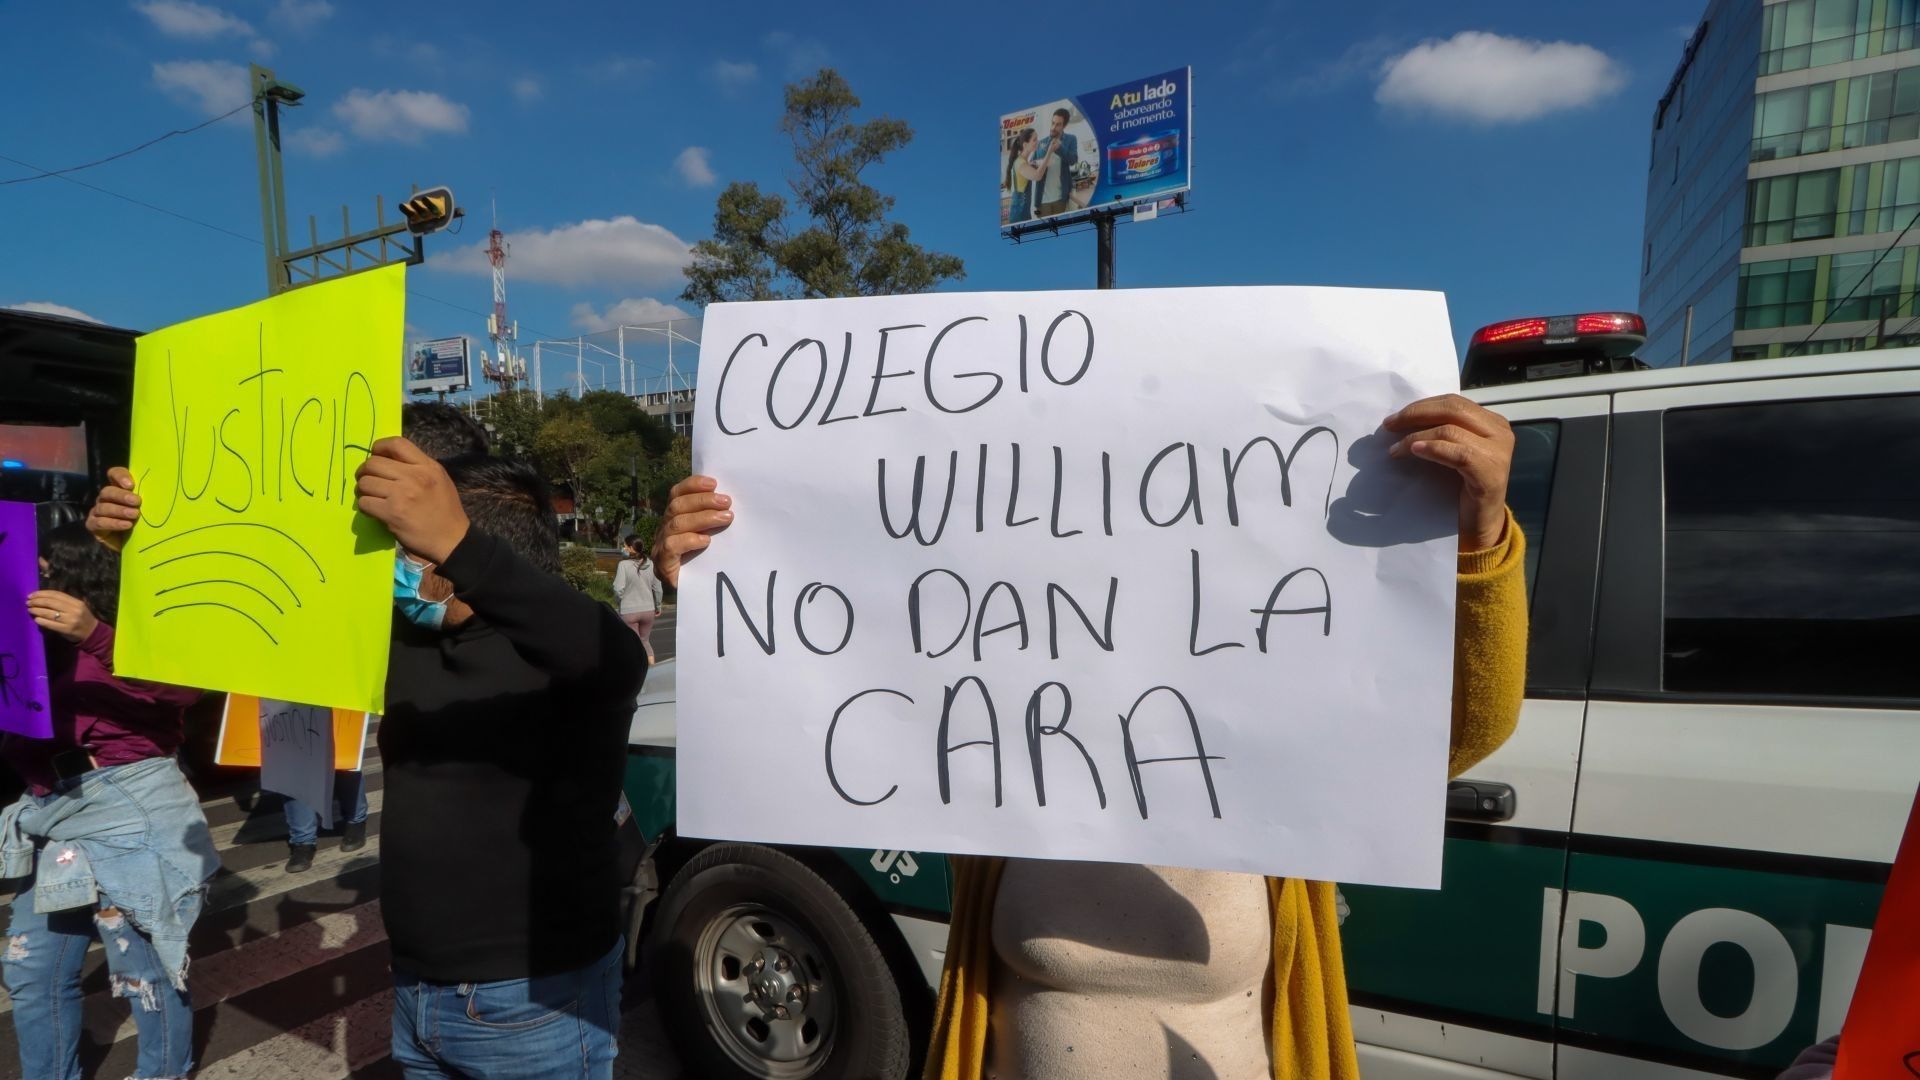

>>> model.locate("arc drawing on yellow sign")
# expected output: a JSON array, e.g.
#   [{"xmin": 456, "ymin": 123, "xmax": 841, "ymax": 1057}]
[{"xmin": 115, "ymin": 264, "xmax": 404, "ymax": 713}]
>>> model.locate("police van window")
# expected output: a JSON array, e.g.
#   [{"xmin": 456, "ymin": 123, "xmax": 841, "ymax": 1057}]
[
  {"xmin": 1663, "ymin": 395, "xmax": 1920, "ymax": 698},
  {"xmin": 1508, "ymin": 421, "xmax": 1558, "ymax": 606}
]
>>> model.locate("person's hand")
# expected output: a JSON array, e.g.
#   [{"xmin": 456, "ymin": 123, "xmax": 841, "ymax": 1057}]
[
  {"xmin": 28, "ymin": 590, "xmax": 98, "ymax": 644},
  {"xmin": 86, "ymin": 467, "xmax": 141, "ymax": 551},
  {"xmin": 353, "ymin": 438, "xmax": 469, "ymax": 563},
  {"xmin": 653, "ymin": 476, "xmax": 732, "ymax": 589},
  {"xmin": 1384, "ymin": 394, "xmax": 1515, "ymax": 552}
]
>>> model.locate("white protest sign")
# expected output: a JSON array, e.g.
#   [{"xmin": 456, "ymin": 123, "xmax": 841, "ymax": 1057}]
[
  {"xmin": 258, "ymin": 699, "xmax": 339, "ymax": 828},
  {"xmin": 679, "ymin": 287, "xmax": 1461, "ymax": 888}
]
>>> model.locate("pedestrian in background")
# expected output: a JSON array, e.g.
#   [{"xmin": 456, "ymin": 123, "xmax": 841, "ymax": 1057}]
[
  {"xmin": 2, "ymin": 523, "xmax": 218, "ymax": 1080},
  {"xmin": 613, "ymin": 533, "xmax": 662, "ymax": 664},
  {"xmin": 281, "ymin": 764, "xmax": 368, "ymax": 874}
]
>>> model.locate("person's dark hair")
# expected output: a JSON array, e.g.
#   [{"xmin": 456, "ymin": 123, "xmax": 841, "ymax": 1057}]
[
  {"xmin": 623, "ymin": 534, "xmax": 645, "ymax": 560},
  {"xmin": 1052, "ymin": 107, "xmax": 1071, "ymax": 123},
  {"xmin": 442, "ymin": 454, "xmax": 561, "ymax": 575},
  {"xmin": 403, "ymin": 402, "xmax": 491, "ymax": 461},
  {"xmin": 37, "ymin": 522, "xmax": 120, "ymax": 624},
  {"xmin": 1005, "ymin": 129, "xmax": 1036, "ymax": 189}
]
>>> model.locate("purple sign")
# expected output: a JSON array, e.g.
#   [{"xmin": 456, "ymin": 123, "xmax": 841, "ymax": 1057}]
[{"xmin": 0, "ymin": 501, "xmax": 52, "ymax": 738}]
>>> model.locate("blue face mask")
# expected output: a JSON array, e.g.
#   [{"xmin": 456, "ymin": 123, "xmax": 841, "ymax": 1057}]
[{"xmin": 393, "ymin": 554, "xmax": 448, "ymax": 630}]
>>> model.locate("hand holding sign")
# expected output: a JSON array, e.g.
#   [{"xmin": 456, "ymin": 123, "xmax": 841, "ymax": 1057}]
[
  {"xmin": 652, "ymin": 476, "xmax": 732, "ymax": 589},
  {"xmin": 1384, "ymin": 395, "xmax": 1516, "ymax": 552},
  {"xmin": 86, "ymin": 467, "xmax": 141, "ymax": 551},
  {"xmin": 26, "ymin": 590, "xmax": 99, "ymax": 644},
  {"xmin": 353, "ymin": 437, "xmax": 468, "ymax": 563}
]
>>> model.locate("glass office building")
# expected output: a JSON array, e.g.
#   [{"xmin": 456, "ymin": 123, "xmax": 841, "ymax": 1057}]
[{"xmin": 1642, "ymin": 0, "xmax": 1920, "ymax": 366}]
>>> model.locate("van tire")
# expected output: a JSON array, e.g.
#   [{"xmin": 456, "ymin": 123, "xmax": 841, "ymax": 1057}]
[{"xmin": 648, "ymin": 843, "xmax": 912, "ymax": 1080}]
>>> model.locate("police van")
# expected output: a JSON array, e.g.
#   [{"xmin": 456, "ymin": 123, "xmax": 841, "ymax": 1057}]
[{"xmin": 624, "ymin": 312, "xmax": 1918, "ymax": 1080}]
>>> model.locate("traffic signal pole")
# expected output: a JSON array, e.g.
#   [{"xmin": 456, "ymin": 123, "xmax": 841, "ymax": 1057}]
[
  {"xmin": 249, "ymin": 65, "xmax": 458, "ymax": 297},
  {"xmin": 250, "ymin": 64, "xmax": 303, "ymax": 295}
]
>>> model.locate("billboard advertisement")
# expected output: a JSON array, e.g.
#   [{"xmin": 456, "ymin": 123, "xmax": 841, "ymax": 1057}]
[
  {"xmin": 1000, "ymin": 66, "xmax": 1190, "ymax": 231},
  {"xmin": 407, "ymin": 336, "xmax": 470, "ymax": 394}
]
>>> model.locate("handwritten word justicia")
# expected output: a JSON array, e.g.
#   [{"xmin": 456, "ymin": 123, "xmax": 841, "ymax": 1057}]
[{"xmin": 138, "ymin": 340, "xmax": 378, "ymax": 527}]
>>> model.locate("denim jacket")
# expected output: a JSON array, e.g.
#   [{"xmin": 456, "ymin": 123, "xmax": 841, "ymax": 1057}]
[{"xmin": 0, "ymin": 755, "xmax": 219, "ymax": 987}]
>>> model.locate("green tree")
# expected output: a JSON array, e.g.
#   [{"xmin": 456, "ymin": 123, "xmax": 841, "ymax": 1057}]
[
  {"xmin": 577, "ymin": 432, "xmax": 647, "ymax": 541},
  {"xmin": 471, "ymin": 389, "xmax": 553, "ymax": 459},
  {"xmin": 682, "ymin": 69, "xmax": 965, "ymax": 304},
  {"xmin": 533, "ymin": 412, "xmax": 603, "ymax": 526},
  {"xmin": 576, "ymin": 389, "xmax": 674, "ymax": 455}
]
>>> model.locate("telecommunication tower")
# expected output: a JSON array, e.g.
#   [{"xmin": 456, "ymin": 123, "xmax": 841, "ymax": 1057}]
[{"xmin": 480, "ymin": 201, "xmax": 525, "ymax": 390}]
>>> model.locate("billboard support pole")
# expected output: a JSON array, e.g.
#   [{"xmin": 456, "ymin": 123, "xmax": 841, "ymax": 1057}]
[{"xmin": 1096, "ymin": 212, "xmax": 1116, "ymax": 289}]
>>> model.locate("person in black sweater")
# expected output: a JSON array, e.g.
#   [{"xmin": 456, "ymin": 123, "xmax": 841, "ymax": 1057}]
[
  {"xmin": 87, "ymin": 433, "xmax": 644, "ymax": 1077},
  {"xmin": 354, "ymin": 439, "xmax": 646, "ymax": 1078}
]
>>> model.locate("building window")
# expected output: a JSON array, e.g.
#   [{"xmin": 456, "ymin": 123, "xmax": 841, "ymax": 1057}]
[
  {"xmin": 1752, "ymin": 82, "xmax": 1835, "ymax": 161},
  {"xmin": 1737, "ymin": 257, "xmax": 1819, "ymax": 329},
  {"xmin": 1826, "ymin": 248, "xmax": 1908, "ymax": 321},
  {"xmin": 1662, "ymin": 395, "xmax": 1920, "ymax": 698},
  {"xmin": 1763, "ymin": 0, "xmax": 1919, "ymax": 75},
  {"xmin": 1644, "ymin": 241, "xmax": 1653, "ymax": 275},
  {"xmin": 1746, "ymin": 169, "xmax": 1840, "ymax": 245},
  {"xmin": 1753, "ymin": 69, "xmax": 1920, "ymax": 163}
]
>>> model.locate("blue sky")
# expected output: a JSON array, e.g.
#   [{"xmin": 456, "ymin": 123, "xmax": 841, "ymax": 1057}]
[{"xmin": 1, "ymin": 0, "xmax": 1704, "ymax": 394}]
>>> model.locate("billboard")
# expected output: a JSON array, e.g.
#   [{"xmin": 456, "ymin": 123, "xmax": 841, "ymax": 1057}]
[
  {"xmin": 1000, "ymin": 66, "xmax": 1190, "ymax": 231},
  {"xmin": 407, "ymin": 336, "xmax": 470, "ymax": 394}
]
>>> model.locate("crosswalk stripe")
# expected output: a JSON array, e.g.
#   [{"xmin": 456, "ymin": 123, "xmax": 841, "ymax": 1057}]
[
  {"xmin": 0, "ymin": 839, "xmax": 385, "ymax": 1018},
  {"xmin": 192, "ymin": 989, "xmax": 397, "ymax": 1080},
  {"xmin": 0, "ymin": 898, "xmax": 389, "ymax": 1034}
]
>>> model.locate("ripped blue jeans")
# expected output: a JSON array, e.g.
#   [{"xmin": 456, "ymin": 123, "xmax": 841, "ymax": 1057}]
[{"xmin": 3, "ymin": 891, "xmax": 197, "ymax": 1080}]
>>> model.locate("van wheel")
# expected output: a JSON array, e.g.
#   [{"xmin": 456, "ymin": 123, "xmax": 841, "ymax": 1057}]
[{"xmin": 649, "ymin": 843, "xmax": 912, "ymax": 1080}]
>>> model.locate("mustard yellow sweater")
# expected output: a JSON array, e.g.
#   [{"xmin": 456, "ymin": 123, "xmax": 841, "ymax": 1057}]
[{"xmin": 924, "ymin": 517, "xmax": 1530, "ymax": 1080}]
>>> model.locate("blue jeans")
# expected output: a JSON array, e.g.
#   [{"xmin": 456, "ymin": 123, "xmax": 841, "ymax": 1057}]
[
  {"xmin": 390, "ymin": 940, "xmax": 623, "ymax": 1079},
  {"xmin": 3, "ymin": 893, "xmax": 196, "ymax": 1080},
  {"xmin": 283, "ymin": 770, "xmax": 369, "ymax": 846}
]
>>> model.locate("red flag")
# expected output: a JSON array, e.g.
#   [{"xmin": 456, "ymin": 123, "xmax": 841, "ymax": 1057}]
[{"xmin": 1833, "ymin": 784, "xmax": 1920, "ymax": 1080}]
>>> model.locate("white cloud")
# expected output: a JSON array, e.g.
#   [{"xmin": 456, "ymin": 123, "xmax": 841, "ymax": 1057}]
[
  {"xmin": 134, "ymin": 0, "xmax": 250, "ymax": 38},
  {"xmin": 709, "ymin": 59, "xmax": 758, "ymax": 91},
  {"xmin": 570, "ymin": 297, "xmax": 693, "ymax": 332},
  {"xmin": 6, "ymin": 301, "xmax": 102, "ymax": 323},
  {"xmin": 135, "ymin": 0, "xmax": 272, "ymax": 54},
  {"xmin": 512, "ymin": 76, "xmax": 543, "ymax": 103},
  {"xmin": 287, "ymin": 126, "xmax": 345, "ymax": 157},
  {"xmin": 151, "ymin": 59, "xmax": 252, "ymax": 117},
  {"xmin": 762, "ymin": 31, "xmax": 830, "ymax": 76},
  {"xmin": 436, "ymin": 216, "xmax": 693, "ymax": 287},
  {"xmin": 1376, "ymin": 31, "xmax": 1625, "ymax": 124},
  {"xmin": 673, "ymin": 146, "xmax": 717, "ymax": 187},
  {"xmin": 271, "ymin": 0, "xmax": 334, "ymax": 30},
  {"xmin": 332, "ymin": 88, "xmax": 470, "ymax": 142}
]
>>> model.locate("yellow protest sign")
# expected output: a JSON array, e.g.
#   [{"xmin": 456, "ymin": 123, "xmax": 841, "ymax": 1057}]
[{"xmin": 116, "ymin": 264, "xmax": 403, "ymax": 713}]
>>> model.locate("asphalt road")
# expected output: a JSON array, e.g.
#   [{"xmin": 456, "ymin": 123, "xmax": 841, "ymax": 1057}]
[{"xmin": 651, "ymin": 605, "xmax": 678, "ymax": 662}]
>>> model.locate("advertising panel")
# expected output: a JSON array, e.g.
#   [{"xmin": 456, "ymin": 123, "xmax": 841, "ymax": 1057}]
[
  {"xmin": 1000, "ymin": 67, "xmax": 1190, "ymax": 231},
  {"xmin": 407, "ymin": 336, "xmax": 470, "ymax": 394}
]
